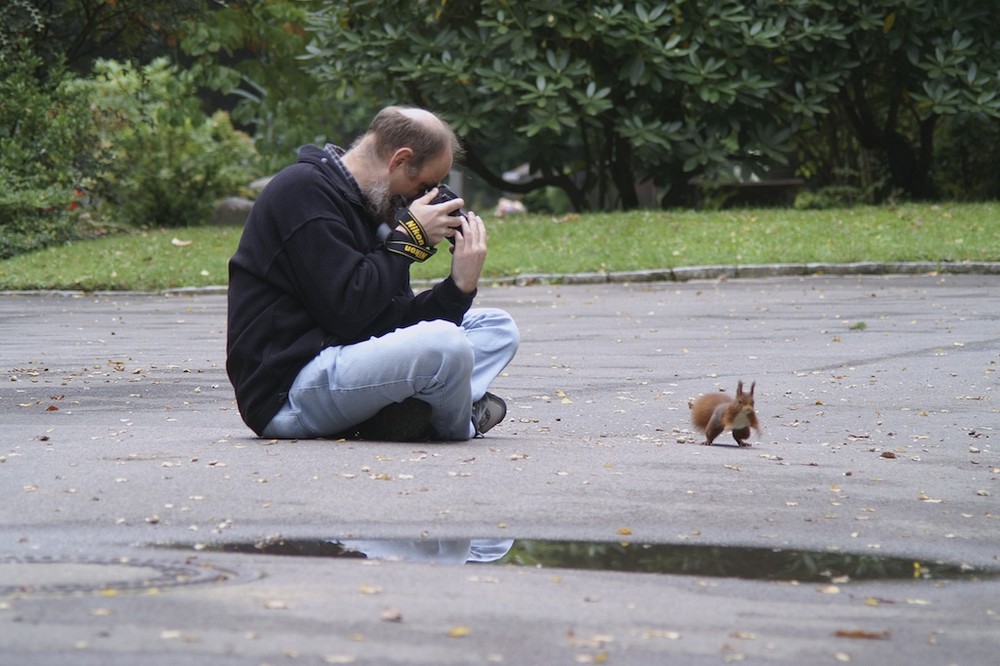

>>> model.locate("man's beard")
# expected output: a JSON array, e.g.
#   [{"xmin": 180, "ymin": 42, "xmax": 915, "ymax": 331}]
[{"xmin": 363, "ymin": 177, "xmax": 394, "ymax": 221}]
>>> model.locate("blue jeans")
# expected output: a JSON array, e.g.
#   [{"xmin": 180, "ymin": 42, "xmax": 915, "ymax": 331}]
[{"xmin": 262, "ymin": 308, "xmax": 519, "ymax": 440}]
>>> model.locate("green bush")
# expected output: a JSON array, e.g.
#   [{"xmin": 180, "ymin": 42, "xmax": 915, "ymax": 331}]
[
  {"xmin": 0, "ymin": 180, "xmax": 84, "ymax": 260},
  {"xmin": 67, "ymin": 57, "xmax": 259, "ymax": 228},
  {"xmin": 794, "ymin": 186, "xmax": 865, "ymax": 210},
  {"xmin": 935, "ymin": 114, "xmax": 1000, "ymax": 200},
  {"xmin": 0, "ymin": 41, "xmax": 94, "ymax": 259},
  {"xmin": 523, "ymin": 186, "xmax": 572, "ymax": 216}
]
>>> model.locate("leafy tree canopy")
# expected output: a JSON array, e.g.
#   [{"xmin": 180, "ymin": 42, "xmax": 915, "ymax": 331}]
[
  {"xmin": 304, "ymin": 0, "xmax": 1000, "ymax": 208},
  {"xmin": 0, "ymin": 0, "xmax": 205, "ymax": 72}
]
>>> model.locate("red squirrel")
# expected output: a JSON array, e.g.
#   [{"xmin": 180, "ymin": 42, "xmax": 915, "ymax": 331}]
[{"xmin": 689, "ymin": 380, "xmax": 759, "ymax": 447}]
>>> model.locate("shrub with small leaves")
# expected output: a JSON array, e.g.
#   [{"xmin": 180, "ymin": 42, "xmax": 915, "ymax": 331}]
[
  {"xmin": 67, "ymin": 58, "xmax": 259, "ymax": 228},
  {"xmin": 0, "ymin": 41, "xmax": 95, "ymax": 259}
]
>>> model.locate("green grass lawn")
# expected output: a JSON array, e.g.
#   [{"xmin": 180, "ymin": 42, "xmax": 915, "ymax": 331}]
[{"xmin": 1, "ymin": 202, "xmax": 997, "ymax": 291}]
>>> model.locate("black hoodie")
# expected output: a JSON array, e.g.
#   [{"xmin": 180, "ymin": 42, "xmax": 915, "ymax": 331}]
[{"xmin": 226, "ymin": 145, "xmax": 474, "ymax": 435}]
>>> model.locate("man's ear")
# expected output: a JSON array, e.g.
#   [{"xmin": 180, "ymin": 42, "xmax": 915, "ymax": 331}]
[{"xmin": 388, "ymin": 147, "xmax": 413, "ymax": 173}]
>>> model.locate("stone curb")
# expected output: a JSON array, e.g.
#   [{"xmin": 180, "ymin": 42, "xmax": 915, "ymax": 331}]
[
  {"xmin": 2, "ymin": 262, "xmax": 998, "ymax": 298},
  {"xmin": 487, "ymin": 261, "xmax": 1000, "ymax": 287}
]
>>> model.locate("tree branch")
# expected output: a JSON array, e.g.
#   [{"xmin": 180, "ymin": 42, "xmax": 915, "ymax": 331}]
[{"xmin": 459, "ymin": 142, "xmax": 585, "ymax": 209}]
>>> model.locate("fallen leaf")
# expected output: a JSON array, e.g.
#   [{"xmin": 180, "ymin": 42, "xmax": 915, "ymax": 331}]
[
  {"xmin": 617, "ymin": 527, "xmax": 633, "ymax": 536},
  {"xmin": 263, "ymin": 600, "xmax": 290, "ymax": 609},
  {"xmin": 380, "ymin": 607, "xmax": 403, "ymax": 622},
  {"xmin": 447, "ymin": 626, "xmax": 471, "ymax": 638},
  {"xmin": 643, "ymin": 629, "xmax": 681, "ymax": 640},
  {"xmin": 835, "ymin": 629, "xmax": 891, "ymax": 640}
]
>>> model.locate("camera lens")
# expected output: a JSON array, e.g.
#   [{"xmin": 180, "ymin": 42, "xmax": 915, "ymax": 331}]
[{"xmin": 429, "ymin": 184, "xmax": 465, "ymax": 244}]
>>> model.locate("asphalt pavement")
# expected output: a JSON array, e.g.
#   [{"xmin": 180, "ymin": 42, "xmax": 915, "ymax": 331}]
[{"xmin": 1, "ymin": 270, "xmax": 998, "ymax": 665}]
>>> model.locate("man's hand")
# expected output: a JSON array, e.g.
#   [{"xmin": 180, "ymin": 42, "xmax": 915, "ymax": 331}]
[
  {"xmin": 404, "ymin": 187, "xmax": 465, "ymax": 246},
  {"xmin": 449, "ymin": 211, "xmax": 487, "ymax": 294}
]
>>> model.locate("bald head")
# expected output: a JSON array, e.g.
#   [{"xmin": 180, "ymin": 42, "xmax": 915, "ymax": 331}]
[{"xmin": 357, "ymin": 106, "xmax": 463, "ymax": 174}]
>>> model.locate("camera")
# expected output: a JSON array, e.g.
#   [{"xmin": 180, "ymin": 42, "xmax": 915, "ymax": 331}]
[
  {"xmin": 429, "ymin": 184, "xmax": 465, "ymax": 244},
  {"xmin": 429, "ymin": 183, "xmax": 465, "ymax": 217}
]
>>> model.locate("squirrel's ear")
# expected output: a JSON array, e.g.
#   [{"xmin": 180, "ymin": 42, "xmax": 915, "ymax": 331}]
[
  {"xmin": 736, "ymin": 380, "xmax": 744, "ymax": 394},
  {"xmin": 749, "ymin": 381, "xmax": 756, "ymax": 396}
]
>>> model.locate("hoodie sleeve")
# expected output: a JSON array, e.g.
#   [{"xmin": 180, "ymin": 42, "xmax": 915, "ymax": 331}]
[{"xmin": 258, "ymin": 160, "xmax": 472, "ymax": 345}]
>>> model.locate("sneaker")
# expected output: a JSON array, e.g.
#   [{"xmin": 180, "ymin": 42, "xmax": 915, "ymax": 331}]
[
  {"xmin": 472, "ymin": 392, "xmax": 507, "ymax": 436},
  {"xmin": 356, "ymin": 398, "xmax": 431, "ymax": 441}
]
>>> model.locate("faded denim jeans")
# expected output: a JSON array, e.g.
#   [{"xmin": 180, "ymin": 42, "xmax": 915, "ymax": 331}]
[{"xmin": 262, "ymin": 308, "xmax": 519, "ymax": 441}]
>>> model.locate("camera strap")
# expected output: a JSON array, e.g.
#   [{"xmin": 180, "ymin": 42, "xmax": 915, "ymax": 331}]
[{"xmin": 384, "ymin": 237, "xmax": 436, "ymax": 262}]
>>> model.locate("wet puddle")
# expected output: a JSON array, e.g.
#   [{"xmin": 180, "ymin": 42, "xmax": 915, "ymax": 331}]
[{"xmin": 176, "ymin": 538, "xmax": 995, "ymax": 583}]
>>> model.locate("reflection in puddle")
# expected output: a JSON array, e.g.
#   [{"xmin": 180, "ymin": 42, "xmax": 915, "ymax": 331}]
[
  {"xmin": 339, "ymin": 539, "xmax": 513, "ymax": 565},
  {"xmin": 186, "ymin": 538, "xmax": 993, "ymax": 583},
  {"xmin": 504, "ymin": 541, "xmax": 988, "ymax": 582},
  {"xmin": 201, "ymin": 539, "xmax": 513, "ymax": 565}
]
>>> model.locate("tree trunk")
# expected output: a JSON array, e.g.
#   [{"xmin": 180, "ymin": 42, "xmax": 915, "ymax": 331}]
[
  {"xmin": 659, "ymin": 163, "xmax": 699, "ymax": 208},
  {"xmin": 838, "ymin": 78, "xmax": 939, "ymax": 201},
  {"xmin": 610, "ymin": 136, "xmax": 639, "ymax": 210},
  {"xmin": 882, "ymin": 121, "xmax": 938, "ymax": 200},
  {"xmin": 459, "ymin": 144, "xmax": 587, "ymax": 211}
]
